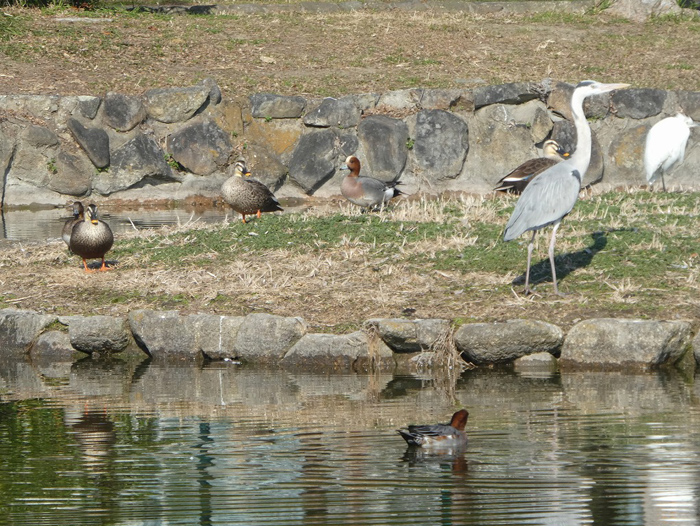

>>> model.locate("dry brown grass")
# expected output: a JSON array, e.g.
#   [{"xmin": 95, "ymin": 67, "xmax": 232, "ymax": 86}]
[{"xmin": 1, "ymin": 5, "xmax": 699, "ymax": 99}]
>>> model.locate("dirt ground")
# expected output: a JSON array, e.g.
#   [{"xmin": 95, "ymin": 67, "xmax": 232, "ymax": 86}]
[
  {"xmin": 1, "ymin": 3, "xmax": 700, "ymax": 329},
  {"xmin": 1, "ymin": 3, "xmax": 699, "ymax": 98}
]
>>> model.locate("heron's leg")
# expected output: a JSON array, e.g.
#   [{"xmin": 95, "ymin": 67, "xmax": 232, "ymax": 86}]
[
  {"xmin": 661, "ymin": 174, "xmax": 667, "ymax": 193},
  {"xmin": 524, "ymin": 231, "xmax": 536, "ymax": 295},
  {"xmin": 549, "ymin": 222, "xmax": 562, "ymax": 295}
]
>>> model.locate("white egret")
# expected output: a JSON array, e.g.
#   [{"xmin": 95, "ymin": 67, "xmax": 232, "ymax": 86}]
[{"xmin": 644, "ymin": 113, "xmax": 698, "ymax": 192}]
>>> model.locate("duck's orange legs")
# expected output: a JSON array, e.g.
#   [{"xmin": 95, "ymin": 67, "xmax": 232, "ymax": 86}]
[
  {"xmin": 82, "ymin": 259, "xmax": 94, "ymax": 273},
  {"xmin": 99, "ymin": 258, "xmax": 110, "ymax": 271}
]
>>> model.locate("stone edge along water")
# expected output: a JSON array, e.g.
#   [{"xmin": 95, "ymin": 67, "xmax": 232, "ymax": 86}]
[{"xmin": 1, "ymin": 308, "xmax": 697, "ymax": 374}]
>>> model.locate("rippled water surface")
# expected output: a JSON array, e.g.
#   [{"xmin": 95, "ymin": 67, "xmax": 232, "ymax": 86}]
[{"xmin": 1, "ymin": 360, "xmax": 699, "ymax": 526}]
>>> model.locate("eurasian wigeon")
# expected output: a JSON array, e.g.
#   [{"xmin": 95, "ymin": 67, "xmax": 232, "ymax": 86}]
[
  {"xmin": 493, "ymin": 139, "xmax": 568, "ymax": 194},
  {"xmin": 397, "ymin": 409, "xmax": 469, "ymax": 448},
  {"xmin": 221, "ymin": 159, "xmax": 283, "ymax": 223},
  {"xmin": 340, "ymin": 155, "xmax": 403, "ymax": 210}
]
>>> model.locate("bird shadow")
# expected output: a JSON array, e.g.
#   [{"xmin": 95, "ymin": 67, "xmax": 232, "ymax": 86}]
[{"xmin": 512, "ymin": 229, "xmax": 628, "ymax": 288}]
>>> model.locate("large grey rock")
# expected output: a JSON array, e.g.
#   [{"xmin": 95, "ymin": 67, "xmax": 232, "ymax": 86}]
[
  {"xmin": 167, "ymin": 118, "xmax": 233, "ymax": 175},
  {"xmin": 608, "ymin": 122, "xmax": 649, "ymax": 186},
  {"xmin": 281, "ymin": 331, "xmax": 394, "ymax": 371},
  {"xmin": 30, "ymin": 330, "xmax": 81, "ymax": 362},
  {"xmin": 369, "ymin": 318, "xmax": 450, "ymax": 353},
  {"xmin": 234, "ymin": 313, "xmax": 306, "ymax": 363},
  {"xmin": 245, "ymin": 145, "xmax": 289, "ymax": 191},
  {"xmin": 49, "ymin": 150, "xmax": 93, "ymax": 196},
  {"xmin": 376, "ymin": 88, "xmax": 423, "ymax": 111},
  {"xmin": 288, "ymin": 129, "xmax": 338, "ymax": 192},
  {"xmin": 102, "ymin": 92, "xmax": 146, "ymax": 132},
  {"xmin": 67, "ymin": 118, "xmax": 110, "ymax": 168},
  {"xmin": 0, "ymin": 308, "xmax": 56, "ymax": 357},
  {"xmin": 607, "ymin": 0, "xmax": 682, "ymax": 22},
  {"xmin": 61, "ymin": 315, "xmax": 131, "ymax": 355},
  {"xmin": 187, "ymin": 313, "xmax": 244, "ymax": 361},
  {"xmin": 612, "ymin": 88, "xmax": 666, "ymax": 120},
  {"xmin": 94, "ymin": 133, "xmax": 173, "ymax": 194},
  {"xmin": 10, "ymin": 125, "xmax": 58, "ymax": 190},
  {"xmin": 303, "ymin": 96, "xmax": 362, "ymax": 128},
  {"xmin": 200, "ymin": 77, "xmax": 222, "ymax": 105},
  {"xmin": 250, "ymin": 93, "xmax": 306, "ymax": 119},
  {"xmin": 410, "ymin": 109, "xmax": 468, "ymax": 180},
  {"xmin": 357, "ymin": 115, "xmax": 409, "ymax": 181},
  {"xmin": 677, "ymin": 90, "xmax": 700, "ymax": 121},
  {"xmin": 128, "ymin": 311, "xmax": 245, "ymax": 361},
  {"xmin": 454, "ymin": 320, "xmax": 564, "ymax": 365},
  {"xmin": 420, "ymin": 89, "xmax": 465, "ymax": 110},
  {"xmin": 561, "ymin": 319, "xmax": 693, "ymax": 370},
  {"xmin": 78, "ymin": 95, "xmax": 101, "ymax": 119},
  {"xmin": 128, "ymin": 310, "xmax": 201, "ymax": 361},
  {"xmin": 473, "ymin": 82, "xmax": 539, "ymax": 110},
  {"xmin": 467, "ymin": 103, "xmax": 553, "ymax": 189},
  {"xmin": 694, "ymin": 331, "xmax": 700, "ymax": 366},
  {"xmin": 143, "ymin": 84, "xmax": 210, "ymax": 123}
]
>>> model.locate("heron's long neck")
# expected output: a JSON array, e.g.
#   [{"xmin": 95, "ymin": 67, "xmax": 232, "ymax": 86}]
[{"xmin": 570, "ymin": 90, "xmax": 592, "ymax": 178}]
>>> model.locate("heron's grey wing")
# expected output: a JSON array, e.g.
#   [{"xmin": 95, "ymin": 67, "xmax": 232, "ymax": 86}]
[{"xmin": 504, "ymin": 162, "xmax": 581, "ymax": 241}]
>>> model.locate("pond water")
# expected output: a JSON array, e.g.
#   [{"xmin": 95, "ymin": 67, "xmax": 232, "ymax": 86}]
[
  {"xmin": 1, "ymin": 358, "xmax": 699, "ymax": 526},
  {"xmin": 0, "ymin": 199, "xmax": 314, "ymax": 244},
  {"xmin": 0, "ymin": 206, "xmax": 230, "ymax": 244}
]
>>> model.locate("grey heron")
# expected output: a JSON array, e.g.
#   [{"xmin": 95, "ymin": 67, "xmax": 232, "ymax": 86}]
[
  {"xmin": 340, "ymin": 155, "xmax": 403, "ymax": 210},
  {"xmin": 494, "ymin": 139, "xmax": 569, "ymax": 194},
  {"xmin": 503, "ymin": 80, "xmax": 630, "ymax": 295},
  {"xmin": 644, "ymin": 113, "xmax": 698, "ymax": 192}
]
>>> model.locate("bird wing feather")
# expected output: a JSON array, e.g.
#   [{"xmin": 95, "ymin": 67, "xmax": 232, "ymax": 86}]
[{"xmin": 504, "ymin": 162, "xmax": 581, "ymax": 241}]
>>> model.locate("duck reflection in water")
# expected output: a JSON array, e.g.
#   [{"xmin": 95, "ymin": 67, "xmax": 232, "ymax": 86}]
[{"xmin": 65, "ymin": 406, "xmax": 117, "ymax": 473}]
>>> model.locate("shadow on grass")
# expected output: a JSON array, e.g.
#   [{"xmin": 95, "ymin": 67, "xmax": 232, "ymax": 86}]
[{"xmin": 512, "ymin": 229, "xmax": 628, "ymax": 288}]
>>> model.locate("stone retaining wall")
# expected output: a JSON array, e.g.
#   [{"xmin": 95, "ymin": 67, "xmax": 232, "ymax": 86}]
[
  {"xmin": 1, "ymin": 308, "xmax": 697, "ymax": 373},
  {"xmin": 2, "ymin": 79, "xmax": 699, "ymax": 208}
]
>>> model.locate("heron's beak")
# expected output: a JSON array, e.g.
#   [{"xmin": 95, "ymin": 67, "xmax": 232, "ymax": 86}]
[{"xmin": 600, "ymin": 82, "xmax": 630, "ymax": 93}]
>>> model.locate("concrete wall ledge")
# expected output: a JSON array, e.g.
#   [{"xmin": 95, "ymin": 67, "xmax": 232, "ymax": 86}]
[{"xmin": 1, "ymin": 308, "xmax": 697, "ymax": 374}]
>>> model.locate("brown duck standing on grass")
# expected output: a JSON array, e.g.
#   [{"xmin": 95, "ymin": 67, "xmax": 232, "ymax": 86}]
[
  {"xmin": 69, "ymin": 203, "xmax": 114, "ymax": 272},
  {"xmin": 493, "ymin": 139, "xmax": 569, "ymax": 194},
  {"xmin": 221, "ymin": 159, "xmax": 283, "ymax": 223},
  {"xmin": 61, "ymin": 201, "xmax": 84, "ymax": 248},
  {"xmin": 340, "ymin": 155, "xmax": 403, "ymax": 210}
]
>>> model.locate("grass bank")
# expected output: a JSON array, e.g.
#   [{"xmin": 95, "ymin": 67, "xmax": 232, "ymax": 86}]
[{"xmin": 2, "ymin": 189, "xmax": 698, "ymax": 331}]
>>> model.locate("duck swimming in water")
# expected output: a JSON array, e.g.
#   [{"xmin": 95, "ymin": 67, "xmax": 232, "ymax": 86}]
[
  {"xmin": 69, "ymin": 203, "xmax": 114, "ymax": 272},
  {"xmin": 340, "ymin": 155, "xmax": 403, "ymax": 210},
  {"xmin": 221, "ymin": 159, "xmax": 283, "ymax": 223},
  {"xmin": 398, "ymin": 409, "xmax": 469, "ymax": 448},
  {"xmin": 494, "ymin": 140, "xmax": 569, "ymax": 194}
]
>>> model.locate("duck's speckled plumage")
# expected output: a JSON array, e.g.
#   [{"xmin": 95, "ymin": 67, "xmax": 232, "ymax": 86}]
[
  {"xmin": 340, "ymin": 156, "xmax": 403, "ymax": 209},
  {"xmin": 62, "ymin": 201, "xmax": 84, "ymax": 247},
  {"xmin": 69, "ymin": 203, "xmax": 114, "ymax": 272},
  {"xmin": 398, "ymin": 409, "xmax": 469, "ymax": 449},
  {"xmin": 494, "ymin": 140, "xmax": 568, "ymax": 194},
  {"xmin": 221, "ymin": 159, "xmax": 283, "ymax": 223}
]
